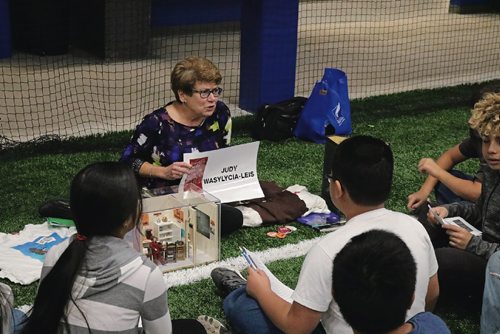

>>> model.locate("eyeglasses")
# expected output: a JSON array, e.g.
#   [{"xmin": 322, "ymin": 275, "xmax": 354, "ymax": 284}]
[
  {"xmin": 326, "ymin": 172, "xmax": 334, "ymax": 184},
  {"xmin": 192, "ymin": 87, "xmax": 223, "ymax": 99}
]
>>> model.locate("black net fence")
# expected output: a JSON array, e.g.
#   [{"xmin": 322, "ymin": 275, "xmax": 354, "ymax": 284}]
[
  {"xmin": 295, "ymin": 0, "xmax": 500, "ymax": 98},
  {"xmin": 0, "ymin": 0, "xmax": 499, "ymax": 148}
]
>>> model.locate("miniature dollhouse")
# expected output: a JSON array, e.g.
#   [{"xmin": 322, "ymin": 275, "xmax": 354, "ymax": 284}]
[{"xmin": 127, "ymin": 185, "xmax": 220, "ymax": 272}]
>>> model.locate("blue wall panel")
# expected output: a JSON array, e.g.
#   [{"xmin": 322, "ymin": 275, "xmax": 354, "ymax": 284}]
[
  {"xmin": 0, "ymin": 0, "xmax": 11, "ymax": 58},
  {"xmin": 450, "ymin": 0, "xmax": 490, "ymax": 5},
  {"xmin": 151, "ymin": 0, "xmax": 241, "ymax": 27},
  {"xmin": 239, "ymin": 0, "xmax": 299, "ymax": 112}
]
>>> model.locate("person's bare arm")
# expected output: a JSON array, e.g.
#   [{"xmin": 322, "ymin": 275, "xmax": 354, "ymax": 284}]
[
  {"xmin": 421, "ymin": 158, "xmax": 481, "ymax": 202},
  {"xmin": 407, "ymin": 144, "xmax": 472, "ymax": 209},
  {"xmin": 246, "ymin": 268, "xmax": 322, "ymax": 334},
  {"xmin": 425, "ymin": 273, "xmax": 439, "ymax": 311}
]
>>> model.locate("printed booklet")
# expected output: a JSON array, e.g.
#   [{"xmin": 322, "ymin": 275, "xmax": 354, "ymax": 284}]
[
  {"xmin": 444, "ymin": 216, "xmax": 482, "ymax": 237},
  {"xmin": 428, "ymin": 206, "xmax": 481, "ymax": 236}
]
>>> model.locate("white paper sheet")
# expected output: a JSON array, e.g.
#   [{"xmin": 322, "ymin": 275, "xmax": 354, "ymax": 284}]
[
  {"xmin": 244, "ymin": 247, "xmax": 294, "ymax": 303},
  {"xmin": 180, "ymin": 142, "xmax": 264, "ymax": 203}
]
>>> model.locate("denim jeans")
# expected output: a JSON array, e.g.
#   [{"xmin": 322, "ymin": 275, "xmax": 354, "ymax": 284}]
[
  {"xmin": 481, "ymin": 251, "xmax": 500, "ymax": 334},
  {"xmin": 11, "ymin": 308, "xmax": 27, "ymax": 334},
  {"xmin": 224, "ymin": 287, "xmax": 326, "ymax": 334}
]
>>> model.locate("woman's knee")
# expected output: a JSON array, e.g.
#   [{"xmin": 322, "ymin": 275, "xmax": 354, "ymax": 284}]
[{"xmin": 221, "ymin": 204, "xmax": 243, "ymax": 236}]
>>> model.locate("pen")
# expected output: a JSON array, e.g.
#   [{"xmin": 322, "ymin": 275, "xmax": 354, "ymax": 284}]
[
  {"xmin": 239, "ymin": 247, "xmax": 253, "ymax": 268},
  {"xmin": 239, "ymin": 247, "xmax": 258, "ymax": 270},
  {"xmin": 240, "ymin": 247, "xmax": 253, "ymax": 268},
  {"xmin": 427, "ymin": 204, "xmax": 445, "ymax": 225},
  {"xmin": 245, "ymin": 248, "xmax": 258, "ymax": 269}
]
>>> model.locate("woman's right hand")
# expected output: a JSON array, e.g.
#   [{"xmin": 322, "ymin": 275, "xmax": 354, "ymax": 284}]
[{"xmin": 161, "ymin": 162, "xmax": 192, "ymax": 180}]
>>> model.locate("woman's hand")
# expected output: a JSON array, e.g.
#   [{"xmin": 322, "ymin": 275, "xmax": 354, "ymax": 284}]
[
  {"xmin": 246, "ymin": 267, "xmax": 271, "ymax": 300},
  {"xmin": 442, "ymin": 223, "xmax": 473, "ymax": 249},
  {"xmin": 155, "ymin": 162, "xmax": 192, "ymax": 180}
]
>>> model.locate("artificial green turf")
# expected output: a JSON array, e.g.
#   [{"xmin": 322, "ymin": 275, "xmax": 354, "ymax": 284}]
[
  {"xmin": 2, "ymin": 82, "xmax": 497, "ymax": 333},
  {"xmin": 167, "ymin": 256, "xmax": 481, "ymax": 334},
  {"xmin": 167, "ymin": 256, "xmax": 306, "ymax": 321}
]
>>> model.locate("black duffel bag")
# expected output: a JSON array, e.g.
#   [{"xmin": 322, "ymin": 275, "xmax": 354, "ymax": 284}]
[{"xmin": 252, "ymin": 96, "xmax": 307, "ymax": 141}]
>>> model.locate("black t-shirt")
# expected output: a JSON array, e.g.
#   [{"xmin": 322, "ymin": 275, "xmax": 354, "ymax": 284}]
[{"xmin": 458, "ymin": 129, "xmax": 485, "ymax": 182}]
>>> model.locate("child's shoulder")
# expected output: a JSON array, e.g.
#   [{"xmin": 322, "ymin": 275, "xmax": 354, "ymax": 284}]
[{"xmin": 408, "ymin": 312, "xmax": 451, "ymax": 334}]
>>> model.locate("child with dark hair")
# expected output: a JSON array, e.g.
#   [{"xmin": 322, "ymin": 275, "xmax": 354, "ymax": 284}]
[
  {"xmin": 333, "ymin": 229, "xmax": 449, "ymax": 334},
  {"xmin": 428, "ymin": 92, "xmax": 500, "ymax": 305},
  {"xmin": 211, "ymin": 135, "xmax": 438, "ymax": 334},
  {"xmin": 21, "ymin": 162, "xmax": 227, "ymax": 334}
]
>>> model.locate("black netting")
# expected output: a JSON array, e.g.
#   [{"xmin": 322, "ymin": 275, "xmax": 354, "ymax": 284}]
[
  {"xmin": 296, "ymin": 1, "xmax": 500, "ymax": 98},
  {"xmin": 0, "ymin": 0, "xmax": 499, "ymax": 147}
]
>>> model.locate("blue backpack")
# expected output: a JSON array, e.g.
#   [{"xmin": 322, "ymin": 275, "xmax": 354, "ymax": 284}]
[{"xmin": 294, "ymin": 68, "xmax": 352, "ymax": 144}]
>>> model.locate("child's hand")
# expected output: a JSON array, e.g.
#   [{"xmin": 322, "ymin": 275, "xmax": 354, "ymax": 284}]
[
  {"xmin": 407, "ymin": 190, "xmax": 430, "ymax": 210},
  {"xmin": 442, "ymin": 223, "xmax": 473, "ymax": 249},
  {"xmin": 427, "ymin": 206, "xmax": 448, "ymax": 225},
  {"xmin": 246, "ymin": 267, "xmax": 271, "ymax": 300}
]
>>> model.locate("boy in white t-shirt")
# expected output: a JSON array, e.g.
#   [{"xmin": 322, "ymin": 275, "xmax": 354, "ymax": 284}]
[{"xmin": 212, "ymin": 135, "xmax": 439, "ymax": 334}]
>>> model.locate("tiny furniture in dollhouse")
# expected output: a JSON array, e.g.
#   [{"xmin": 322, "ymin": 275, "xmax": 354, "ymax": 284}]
[{"xmin": 127, "ymin": 185, "xmax": 220, "ymax": 272}]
